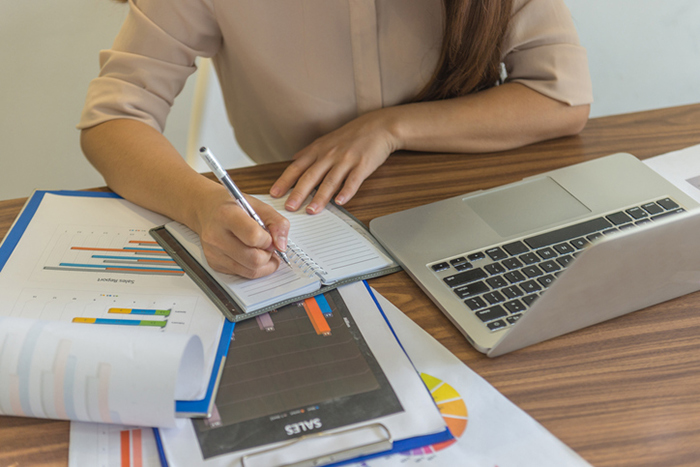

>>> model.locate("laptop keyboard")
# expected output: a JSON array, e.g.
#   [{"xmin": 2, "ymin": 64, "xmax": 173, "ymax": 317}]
[{"xmin": 430, "ymin": 198, "xmax": 686, "ymax": 333}]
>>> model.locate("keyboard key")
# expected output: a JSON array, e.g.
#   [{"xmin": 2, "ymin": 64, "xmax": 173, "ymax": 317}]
[
  {"xmin": 525, "ymin": 217, "xmax": 611, "ymax": 249},
  {"xmin": 502, "ymin": 285, "xmax": 524, "ymax": 299},
  {"xmin": 519, "ymin": 252, "xmax": 541, "ymax": 264},
  {"xmin": 556, "ymin": 255, "xmax": 574, "ymax": 267},
  {"xmin": 522, "ymin": 265, "xmax": 543, "ymax": 278},
  {"xmin": 455, "ymin": 262, "xmax": 473, "ymax": 271},
  {"xmin": 502, "ymin": 241, "xmax": 529, "ymax": 256},
  {"xmin": 487, "ymin": 319, "xmax": 508, "ymax": 331},
  {"xmin": 443, "ymin": 268, "xmax": 487, "ymax": 288},
  {"xmin": 606, "ymin": 211, "xmax": 633, "ymax": 225},
  {"xmin": 450, "ymin": 257, "xmax": 468, "ymax": 266},
  {"xmin": 506, "ymin": 314, "xmax": 522, "ymax": 325},
  {"xmin": 553, "ymin": 242, "xmax": 575, "ymax": 255},
  {"xmin": 453, "ymin": 281, "xmax": 489, "ymax": 299},
  {"xmin": 601, "ymin": 228, "xmax": 618, "ymax": 235},
  {"xmin": 485, "ymin": 263, "xmax": 506, "ymax": 275},
  {"xmin": 651, "ymin": 209, "xmax": 685, "ymax": 221},
  {"xmin": 476, "ymin": 305, "xmax": 507, "ymax": 322},
  {"xmin": 520, "ymin": 280, "xmax": 542, "ymax": 293},
  {"xmin": 522, "ymin": 294, "xmax": 539, "ymax": 307},
  {"xmin": 504, "ymin": 270, "xmax": 526, "ymax": 283},
  {"xmin": 486, "ymin": 247, "xmax": 508, "ymax": 261},
  {"xmin": 642, "ymin": 202, "xmax": 663, "ymax": 215},
  {"xmin": 657, "ymin": 198, "xmax": 679, "ymax": 210},
  {"xmin": 626, "ymin": 206, "xmax": 648, "ymax": 219},
  {"xmin": 586, "ymin": 232, "xmax": 603, "ymax": 242},
  {"xmin": 536, "ymin": 247, "xmax": 557, "ymax": 259},
  {"xmin": 502, "ymin": 257, "xmax": 523, "ymax": 270},
  {"xmin": 484, "ymin": 291, "xmax": 506, "ymax": 305},
  {"xmin": 432, "ymin": 262, "xmax": 450, "ymax": 272},
  {"xmin": 504, "ymin": 299, "xmax": 526, "ymax": 314},
  {"xmin": 537, "ymin": 275, "xmax": 555, "ymax": 288},
  {"xmin": 540, "ymin": 260, "xmax": 561, "ymax": 273},
  {"xmin": 635, "ymin": 218, "xmax": 652, "ymax": 226},
  {"xmin": 468, "ymin": 252, "xmax": 485, "ymax": 261},
  {"xmin": 570, "ymin": 237, "xmax": 589, "ymax": 249},
  {"xmin": 618, "ymin": 223, "xmax": 636, "ymax": 230},
  {"xmin": 486, "ymin": 276, "xmax": 508, "ymax": 289},
  {"xmin": 464, "ymin": 296, "xmax": 487, "ymax": 311}
]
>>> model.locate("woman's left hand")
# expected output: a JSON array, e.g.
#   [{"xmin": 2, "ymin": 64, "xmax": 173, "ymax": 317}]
[{"xmin": 269, "ymin": 109, "xmax": 400, "ymax": 214}]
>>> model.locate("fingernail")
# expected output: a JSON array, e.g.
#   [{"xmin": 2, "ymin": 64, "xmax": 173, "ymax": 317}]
[
  {"xmin": 306, "ymin": 204, "xmax": 318, "ymax": 214},
  {"xmin": 270, "ymin": 186, "xmax": 280, "ymax": 197},
  {"xmin": 335, "ymin": 195, "xmax": 345, "ymax": 205},
  {"xmin": 276, "ymin": 236, "xmax": 287, "ymax": 251}
]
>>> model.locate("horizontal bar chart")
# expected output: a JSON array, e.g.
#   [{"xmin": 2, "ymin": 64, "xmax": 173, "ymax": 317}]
[
  {"xmin": 108, "ymin": 308, "xmax": 171, "ymax": 317},
  {"xmin": 72, "ymin": 318, "xmax": 167, "ymax": 328}
]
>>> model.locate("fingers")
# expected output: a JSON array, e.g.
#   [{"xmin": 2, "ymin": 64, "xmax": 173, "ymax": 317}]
[
  {"xmin": 248, "ymin": 196, "xmax": 290, "ymax": 252},
  {"xmin": 198, "ymin": 194, "xmax": 289, "ymax": 279}
]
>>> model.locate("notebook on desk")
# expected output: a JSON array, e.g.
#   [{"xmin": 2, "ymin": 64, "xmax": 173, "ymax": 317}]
[
  {"xmin": 151, "ymin": 195, "xmax": 400, "ymax": 321},
  {"xmin": 369, "ymin": 153, "xmax": 700, "ymax": 356}
]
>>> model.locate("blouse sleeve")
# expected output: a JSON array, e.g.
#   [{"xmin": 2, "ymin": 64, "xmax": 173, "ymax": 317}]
[
  {"xmin": 77, "ymin": 0, "xmax": 221, "ymax": 133},
  {"xmin": 502, "ymin": 0, "xmax": 593, "ymax": 106}
]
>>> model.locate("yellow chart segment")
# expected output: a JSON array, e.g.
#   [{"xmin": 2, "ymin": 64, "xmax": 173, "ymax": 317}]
[{"xmin": 420, "ymin": 373, "xmax": 468, "ymax": 453}]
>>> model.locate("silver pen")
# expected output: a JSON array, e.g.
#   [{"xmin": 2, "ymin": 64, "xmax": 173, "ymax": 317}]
[{"xmin": 199, "ymin": 146, "xmax": 291, "ymax": 267}]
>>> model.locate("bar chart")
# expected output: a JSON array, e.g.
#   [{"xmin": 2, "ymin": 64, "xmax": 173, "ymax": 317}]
[{"xmin": 41, "ymin": 227, "xmax": 183, "ymax": 277}]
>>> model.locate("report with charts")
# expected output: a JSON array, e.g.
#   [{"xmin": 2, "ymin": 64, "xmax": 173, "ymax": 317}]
[
  {"xmin": 0, "ymin": 191, "xmax": 228, "ymax": 426},
  {"xmin": 151, "ymin": 195, "xmax": 399, "ymax": 320}
]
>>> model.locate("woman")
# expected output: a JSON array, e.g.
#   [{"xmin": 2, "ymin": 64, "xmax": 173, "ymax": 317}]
[{"xmin": 79, "ymin": 0, "xmax": 592, "ymax": 279}]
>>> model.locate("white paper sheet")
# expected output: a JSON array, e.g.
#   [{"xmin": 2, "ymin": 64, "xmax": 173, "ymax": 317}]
[
  {"xmin": 0, "ymin": 315, "xmax": 203, "ymax": 427},
  {"xmin": 347, "ymin": 290, "xmax": 591, "ymax": 467},
  {"xmin": 644, "ymin": 143, "xmax": 700, "ymax": 203},
  {"xmin": 69, "ymin": 423, "xmax": 162, "ymax": 467},
  {"xmin": 0, "ymin": 193, "xmax": 224, "ymax": 398}
]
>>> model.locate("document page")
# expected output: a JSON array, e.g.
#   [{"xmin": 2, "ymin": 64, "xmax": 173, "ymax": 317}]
[
  {"xmin": 158, "ymin": 282, "xmax": 448, "ymax": 467},
  {"xmin": 644, "ymin": 143, "xmax": 700, "ymax": 203},
  {"xmin": 0, "ymin": 193, "xmax": 225, "ymax": 398}
]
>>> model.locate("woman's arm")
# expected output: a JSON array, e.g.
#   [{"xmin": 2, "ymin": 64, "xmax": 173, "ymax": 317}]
[
  {"xmin": 80, "ymin": 119, "xmax": 290, "ymax": 279},
  {"xmin": 271, "ymin": 83, "xmax": 590, "ymax": 214}
]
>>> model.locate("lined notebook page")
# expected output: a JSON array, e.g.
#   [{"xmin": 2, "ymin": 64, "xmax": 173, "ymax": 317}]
[
  {"xmin": 164, "ymin": 222, "xmax": 319, "ymax": 311},
  {"xmin": 261, "ymin": 196, "xmax": 395, "ymax": 284}
]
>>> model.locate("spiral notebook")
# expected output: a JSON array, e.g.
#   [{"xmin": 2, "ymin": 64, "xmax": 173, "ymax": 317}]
[{"xmin": 150, "ymin": 196, "xmax": 400, "ymax": 321}]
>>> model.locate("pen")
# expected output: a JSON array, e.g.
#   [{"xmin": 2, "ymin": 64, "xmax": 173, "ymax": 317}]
[{"xmin": 199, "ymin": 146, "xmax": 291, "ymax": 268}]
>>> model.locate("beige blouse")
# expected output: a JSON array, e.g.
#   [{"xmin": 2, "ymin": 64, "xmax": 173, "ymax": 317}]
[{"xmin": 78, "ymin": 0, "xmax": 593, "ymax": 164}]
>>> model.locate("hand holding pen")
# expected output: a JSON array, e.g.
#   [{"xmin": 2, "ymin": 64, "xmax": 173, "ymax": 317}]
[{"xmin": 199, "ymin": 147, "xmax": 292, "ymax": 269}]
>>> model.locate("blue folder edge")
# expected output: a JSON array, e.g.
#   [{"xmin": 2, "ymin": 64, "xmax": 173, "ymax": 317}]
[
  {"xmin": 153, "ymin": 281, "xmax": 453, "ymax": 467},
  {"xmin": 0, "ymin": 190, "xmax": 235, "ymax": 418}
]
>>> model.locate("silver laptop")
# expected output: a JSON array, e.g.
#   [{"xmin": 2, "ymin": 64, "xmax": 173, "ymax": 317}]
[{"xmin": 369, "ymin": 153, "xmax": 700, "ymax": 356}]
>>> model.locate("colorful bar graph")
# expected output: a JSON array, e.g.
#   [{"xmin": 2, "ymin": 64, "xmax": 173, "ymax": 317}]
[
  {"xmin": 72, "ymin": 318, "xmax": 167, "ymax": 328},
  {"xmin": 108, "ymin": 308, "xmax": 171, "ymax": 317},
  {"xmin": 302, "ymin": 297, "xmax": 331, "ymax": 335}
]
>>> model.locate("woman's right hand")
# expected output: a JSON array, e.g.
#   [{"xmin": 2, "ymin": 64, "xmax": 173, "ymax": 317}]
[{"xmin": 196, "ymin": 187, "xmax": 290, "ymax": 279}]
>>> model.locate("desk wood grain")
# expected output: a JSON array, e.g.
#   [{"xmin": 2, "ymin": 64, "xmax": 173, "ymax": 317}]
[{"xmin": 2, "ymin": 103, "xmax": 700, "ymax": 467}]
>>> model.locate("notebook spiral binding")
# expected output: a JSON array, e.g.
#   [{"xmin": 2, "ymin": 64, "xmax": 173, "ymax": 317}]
[{"xmin": 287, "ymin": 240, "xmax": 328, "ymax": 280}]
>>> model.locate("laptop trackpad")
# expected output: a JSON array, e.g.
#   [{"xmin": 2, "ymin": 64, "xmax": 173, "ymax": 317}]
[{"xmin": 464, "ymin": 177, "xmax": 591, "ymax": 237}]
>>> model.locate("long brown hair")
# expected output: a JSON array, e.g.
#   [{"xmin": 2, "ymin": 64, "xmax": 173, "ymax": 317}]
[{"xmin": 415, "ymin": 0, "xmax": 513, "ymax": 102}]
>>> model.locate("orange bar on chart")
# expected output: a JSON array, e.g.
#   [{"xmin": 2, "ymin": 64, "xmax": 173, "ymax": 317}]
[
  {"xmin": 303, "ymin": 297, "xmax": 331, "ymax": 335},
  {"xmin": 120, "ymin": 430, "xmax": 131, "ymax": 467}
]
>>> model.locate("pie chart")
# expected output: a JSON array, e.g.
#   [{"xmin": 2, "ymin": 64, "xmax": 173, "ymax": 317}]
[{"xmin": 402, "ymin": 373, "xmax": 468, "ymax": 456}]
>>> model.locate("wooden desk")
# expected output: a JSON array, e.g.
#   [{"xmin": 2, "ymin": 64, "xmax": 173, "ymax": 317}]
[{"xmin": 2, "ymin": 103, "xmax": 700, "ymax": 466}]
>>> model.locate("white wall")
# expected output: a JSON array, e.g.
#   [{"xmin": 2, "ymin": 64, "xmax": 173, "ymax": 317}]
[
  {"xmin": 1, "ymin": 1, "xmax": 699, "ymax": 201},
  {"xmin": 564, "ymin": 0, "xmax": 700, "ymax": 118},
  {"xmin": 0, "ymin": 1, "xmax": 197, "ymax": 201}
]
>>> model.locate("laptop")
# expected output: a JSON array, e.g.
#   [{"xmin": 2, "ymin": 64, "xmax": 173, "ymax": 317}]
[{"xmin": 369, "ymin": 153, "xmax": 700, "ymax": 357}]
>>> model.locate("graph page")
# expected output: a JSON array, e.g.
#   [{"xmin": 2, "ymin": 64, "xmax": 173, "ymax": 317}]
[
  {"xmin": 159, "ymin": 283, "xmax": 449, "ymax": 467},
  {"xmin": 0, "ymin": 193, "xmax": 224, "ymax": 398}
]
